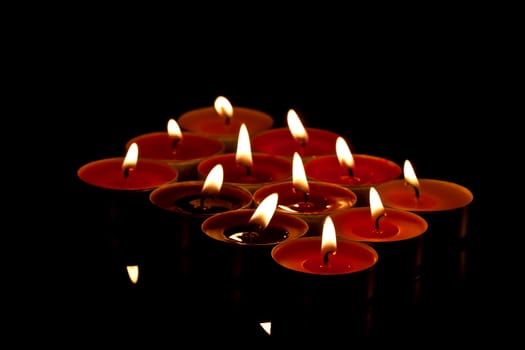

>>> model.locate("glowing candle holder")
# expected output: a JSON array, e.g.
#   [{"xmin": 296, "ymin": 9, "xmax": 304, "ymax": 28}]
[
  {"xmin": 330, "ymin": 187, "xmax": 428, "ymax": 337},
  {"xmin": 375, "ymin": 161, "xmax": 474, "ymax": 305},
  {"xmin": 200, "ymin": 197, "xmax": 309, "ymax": 324},
  {"xmin": 177, "ymin": 96, "xmax": 274, "ymax": 152},
  {"xmin": 270, "ymin": 217, "xmax": 378, "ymax": 339},
  {"xmin": 77, "ymin": 143, "xmax": 179, "ymax": 266},
  {"xmin": 125, "ymin": 119, "xmax": 225, "ymax": 180}
]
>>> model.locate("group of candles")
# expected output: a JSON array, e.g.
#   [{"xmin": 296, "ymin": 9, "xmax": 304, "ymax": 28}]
[{"xmin": 77, "ymin": 96, "xmax": 474, "ymax": 338}]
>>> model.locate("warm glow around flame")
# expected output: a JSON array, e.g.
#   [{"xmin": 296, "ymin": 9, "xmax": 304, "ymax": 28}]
[
  {"xmin": 122, "ymin": 142, "xmax": 139, "ymax": 170},
  {"xmin": 292, "ymin": 152, "xmax": 310, "ymax": 194},
  {"xmin": 167, "ymin": 118, "xmax": 182, "ymax": 139},
  {"xmin": 403, "ymin": 159, "xmax": 420, "ymax": 189},
  {"xmin": 287, "ymin": 109, "xmax": 309, "ymax": 144},
  {"xmin": 249, "ymin": 192, "xmax": 279, "ymax": 230},
  {"xmin": 369, "ymin": 187, "xmax": 385, "ymax": 221},
  {"xmin": 127, "ymin": 265, "xmax": 139, "ymax": 284},
  {"xmin": 202, "ymin": 164, "xmax": 223, "ymax": 195},
  {"xmin": 321, "ymin": 216, "xmax": 337, "ymax": 256},
  {"xmin": 214, "ymin": 95, "xmax": 234, "ymax": 121},
  {"xmin": 336, "ymin": 136, "xmax": 354, "ymax": 168},
  {"xmin": 235, "ymin": 123, "xmax": 253, "ymax": 168}
]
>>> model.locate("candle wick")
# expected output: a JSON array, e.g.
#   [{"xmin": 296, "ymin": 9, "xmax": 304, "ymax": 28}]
[
  {"xmin": 171, "ymin": 137, "xmax": 181, "ymax": 151},
  {"xmin": 303, "ymin": 191, "xmax": 309, "ymax": 203},
  {"xmin": 375, "ymin": 213, "xmax": 386, "ymax": 231},
  {"xmin": 405, "ymin": 182, "xmax": 420, "ymax": 199},
  {"xmin": 347, "ymin": 166, "xmax": 354, "ymax": 178},
  {"xmin": 225, "ymin": 117, "xmax": 231, "ymax": 126},
  {"xmin": 323, "ymin": 250, "xmax": 335, "ymax": 265},
  {"xmin": 245, "ymin": 165, "xmax": 251, "ymax": 177},
  {"xmin": 123, "ymin": 166, "xmax": 132, "ymax": 179}
]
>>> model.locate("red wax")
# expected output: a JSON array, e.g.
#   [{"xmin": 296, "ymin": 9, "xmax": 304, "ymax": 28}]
[
  {"xmin": 197, "ymin": 153, "xmax": 292, "ymax": 192},
  {"xmin": 251, "ymin": 127, "xmax": 340, "ymax": 159},
  {"xmin": 126, "ymin": 131, "xmax": 224, "ymax": 161},
  {"xmin": 304, "ymin": 154, "xmax": 402, "ymax": 186},
  {"xmin": 331, "ymin": 207, "xmax": 428, "ymax": 243},
  {"xmin": 271, "ymin": 236, "xmax": 378, "ymax": 275},
  {"xmin": 201, "ymin": 209, "xmax": 309, "ymax": 247},
  {"xmin": 177, "ymin": 106, "xmax": 274, "ymax": 148},
  {"xmin": 77, "ymin": 157, "xmax": 179, "ymax": 191},
  {"xmin": 375, "ymin": 179, "xmax": 473, "ymax": 212},
  {"xmin": 149, "ymin": 181, "xmax": 253, "ymax": 217},
  {"xmin": 252, "ymin": 181, "xmax": 357, "ymax": 215}
]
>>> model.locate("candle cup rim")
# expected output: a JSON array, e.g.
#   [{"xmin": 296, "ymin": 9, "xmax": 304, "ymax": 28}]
[{"xmin": 201, "ymin": 209, "xmax": 309, "ymax": 246}]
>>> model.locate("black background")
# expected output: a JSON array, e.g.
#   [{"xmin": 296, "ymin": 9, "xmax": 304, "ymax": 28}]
[{"xmin": 9, "ymin": 7, "xmax": 514, "ymax": 346}]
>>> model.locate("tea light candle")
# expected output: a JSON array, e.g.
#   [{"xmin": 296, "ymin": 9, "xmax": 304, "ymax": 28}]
[
  {"xmin": 77, "ymin": 143, "xmax": 179, "ymax": 266},
  {"xmin": 252, "ymin": 152, "xmax": 358, "ymax": 236},
  {"xmin": 197, "ymin": 123, "xmax": 291, "ymax": 193},
  {"xmin": 149, "ymin": 164, "xmax": 254, "ymax": 278},
  {"xmin": 251, "ymin": 109, "xmax": 340, "ymax": 161},
  {"xmin": 177, "ymin": 95, "xmax": 274, "ymax": 152},
  {"xmin": 330, "ymin": 187, "xmax": 428, "ymax": 336},
  {"xmin": 125, "ymin": 119, "xmax": 225, "ymax": 180},
  {"xmin": 304, "ymin": 137, "xmax": 402, "ymax": 206},
  {"xmin": 201, "ymin": 193, "xmax": 309, "ymax": 323},
  {"xmin": 270, "ymin": 216, "xmax": 378, "ymax": 338},
  {"xmin": 374, "ymin": 160, "xmax": 474, "ymax": 302}
]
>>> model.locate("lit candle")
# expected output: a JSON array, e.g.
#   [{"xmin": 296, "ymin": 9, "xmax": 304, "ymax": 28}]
[
  {"xmin": 200, "ymin": 193, "xmax": 309, "ymax": 323},
  {"xmin": 374, "ymin": 159, "xmax": 474, "ymax": 300},
  {"xmin": 177, "ymin": 95, "xmax": 274, "ymax": 152},
  {"xmin": 252, "ymin": 152, "xmax": 358, "ymax": 236},
  {"xmin": 270, "ymin": 216, "xmax": 378, "ymax": 338},
  {"xmin": 251, "ymin": 108, "xmax": 341, "ymax": 161},
  {"xmin": 125, "ymin": 119, "xmax": 225, "ymax": 180},
  {"xmin": 77, "ymin": 143, "xmax": 179, "ymax": 265},
  {"xmin": 149, "ymin": 164, "xmax": 253, "ymax": 257},
  {"xmin": 197, "ymin": 123, "xmax": 292, "ymax": 193},
  {"xmin": 303, "ymin": 136, "xmax": 402, "ymax": 206},
  {"xmin": 330, "ymin": 187, "xmax": 429, "ymax": 336}
]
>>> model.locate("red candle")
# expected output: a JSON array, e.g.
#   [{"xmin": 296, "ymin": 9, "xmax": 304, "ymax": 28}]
[
  {"xmin": 269, "ymin": 217, "xmax": 378, "ymax": 338},
  {"xmin": 77, "ymin": 143, "xmax": 179, "ymax": 266},
  {"xmin": 251, "ymin": 109, "xmax": 341, "ymax": 161},
  {"xmin": 304, "ymin": 153, "xmax": 402, "ymax": 206},
  {"xmin": 251, "ymin": 127, "xmax": 340, "ymax": 159},
  {"xmin": 125, "ymin": 119, "xmax": 225, "ymax": 181},
  {"xmin": 177, "ymin": 96, "xmax": 274, "ymax": 152},
  {"xmin": 374, "ymin": 160, "xmax": 474, "ymax": 305},
  {"xmin": 252, "ymin": 152, "xmax": 358, "ymax": 236},
  {"xmin": 330, "ymin": 188, "xmax": 428, "ymax": 336}
]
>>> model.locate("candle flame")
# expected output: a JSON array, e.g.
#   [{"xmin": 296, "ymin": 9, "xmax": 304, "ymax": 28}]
[
  {"xmin": 235, "ymin": 123, "xmax": 253, "ymax": 168},
  {"xmin": 259, "ymin": 322, "xmax": 272, "ymax": 335},
  {"xmin": 214, "ymin": 95, "xmax": 234, "ymax": 121},
  {"xmin": 202, "ymin": 164, "xmax": 223, "ymax": 195},
  {"xmin": 292, "ymin": 152, "xmax": 310, "ymax": 194},
  {"xmin": 369, "ymin": 186, "xmax": 385, "ymax": 221},
  {"xmin": 403, "ymin": 159, "xmax": 420, "ymax": 189},
  {"xmin": 287, "ymin": 109, "xmax": 309, "ymax": 145},
  {"xmin": 126, "ymin": 265, "xmax": 139, "ymax": 284},
  {"xmin": 249, "ymin": 192, "xmax": 279, "ymax": 230},
  {"xmin": 122, "ymin": 142, "xmax": 139, "ymax": 172},
  {"xmin": 167, "ymin": 118, "xmax": 183, "ymax": 139},
  {"xmin": 321, "ymin": 216, "xmax": 337, "ymax": 256},
  {"xmin": 335, "ymin": 136, "xmax": 354, "ymax": 168}
]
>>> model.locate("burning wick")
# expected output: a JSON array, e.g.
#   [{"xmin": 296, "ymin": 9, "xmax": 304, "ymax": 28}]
[
  {"xmin": 323, "ymin": 250, "xmax": 336, "ymax": 265},
  {"xmin": 122, "ymin": 142, "xmax": 138, "ymax": 180},
  {"xmin": 374, "ymin": 212, "xmax": 386, "ymax": 231},
  {"xmin": 244, "ymin": 165, "xmax": 252, "ymax": 177},
  {"xmin": 214, "ymin": 96, "xmax": 233, "ymax": 126}
]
